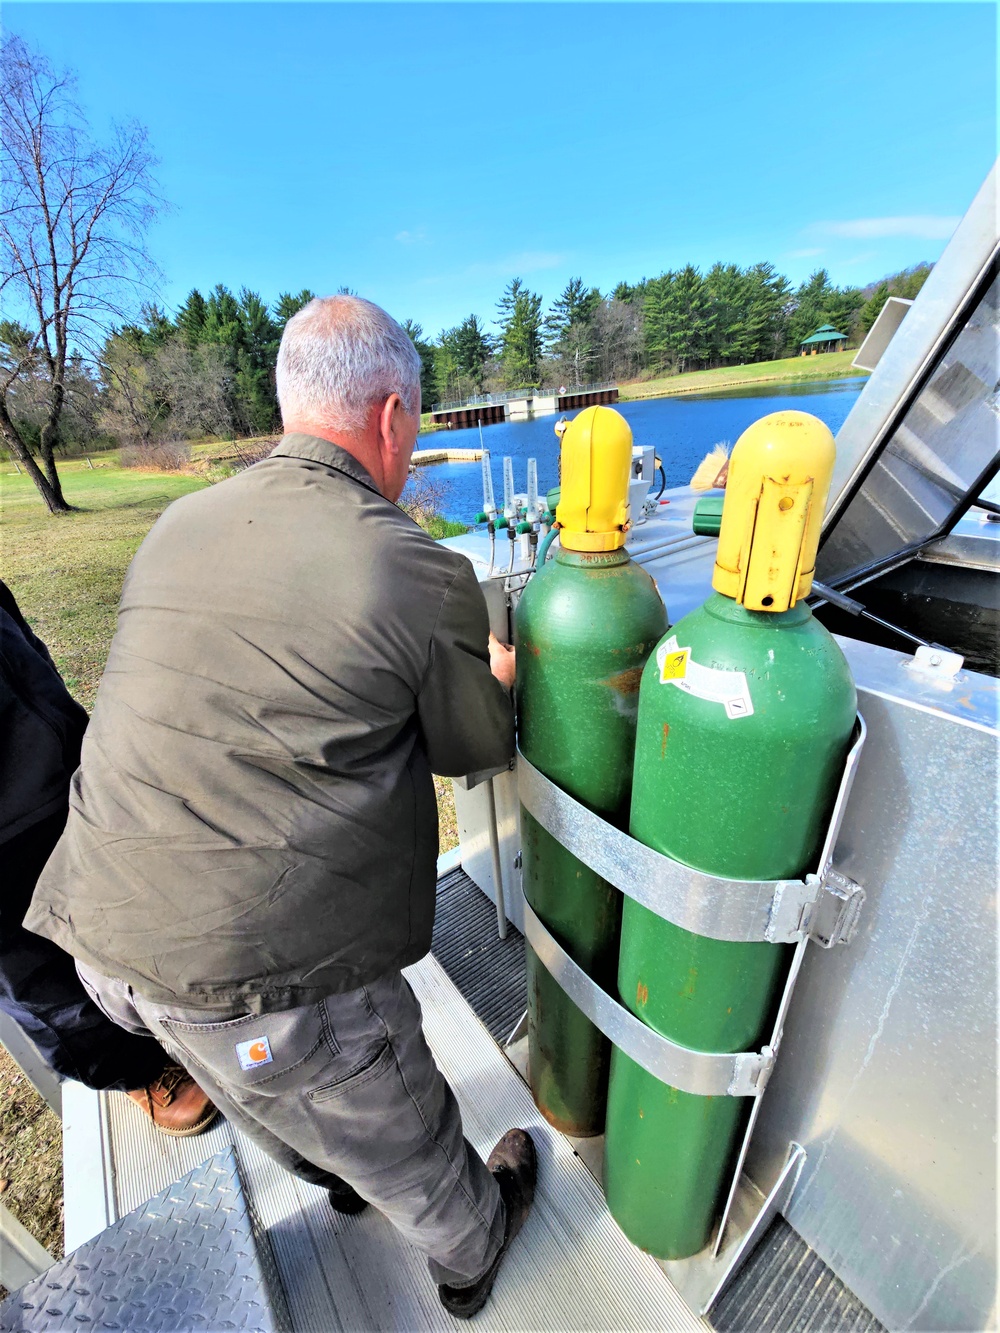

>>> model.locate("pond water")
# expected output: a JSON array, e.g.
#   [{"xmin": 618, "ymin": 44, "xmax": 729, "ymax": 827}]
[{"xmin": 412, "ymin": 376, "xmax": 868, "ymax": 523}]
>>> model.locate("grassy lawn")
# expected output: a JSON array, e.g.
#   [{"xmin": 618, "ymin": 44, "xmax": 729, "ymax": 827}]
[
  {"xmin": 2, "ymin": 461, "xmax": 209, "ymax": 708},
  {"xmin": 618, "ymin": 349, "xmax": 865, "ymax": 401}
]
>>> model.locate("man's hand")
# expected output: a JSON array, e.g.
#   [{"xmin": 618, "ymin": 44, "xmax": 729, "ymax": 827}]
[{"xmin": 488, "ymin": 632, "xmax": 516, "ymax": 690}]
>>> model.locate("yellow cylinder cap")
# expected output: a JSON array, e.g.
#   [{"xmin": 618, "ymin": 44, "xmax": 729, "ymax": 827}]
[
  {"xmin": 555, "ymin": 405, "xmax": 632, "ymax": 552},
  {"xmin": 712, "ymin": 411, "xmax": 836, "ymax": 612}
]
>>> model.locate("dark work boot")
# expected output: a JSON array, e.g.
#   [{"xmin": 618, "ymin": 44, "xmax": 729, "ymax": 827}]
[
  {"xmin": 438, "ymin": 1128, "xmax": 537, "ymax": 1320},
  {"xmin": 327, "ymin": 1176, "xmax": 369, "ymax": 1215}
]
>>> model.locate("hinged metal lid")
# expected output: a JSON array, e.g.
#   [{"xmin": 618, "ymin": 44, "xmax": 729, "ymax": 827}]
[{"xmin": 818, "ymin": 162, "xmax": 1000, "ymax": 588}]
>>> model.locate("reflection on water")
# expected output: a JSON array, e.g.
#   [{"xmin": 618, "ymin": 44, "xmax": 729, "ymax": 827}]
[{"xmin": 413, "ymin": 375, "xmax": 868, "ymax": 523}]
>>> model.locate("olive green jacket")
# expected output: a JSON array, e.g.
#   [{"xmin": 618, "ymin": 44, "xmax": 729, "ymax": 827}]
[{"xmin": 27, "ymin": 435, "xmax": 513, "ymax": 1012}]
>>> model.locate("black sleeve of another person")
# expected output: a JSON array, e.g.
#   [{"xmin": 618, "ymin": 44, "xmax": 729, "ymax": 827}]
[{"xmin": 0, "ymin": 578, "xmax": 169, "ymax": 1090}]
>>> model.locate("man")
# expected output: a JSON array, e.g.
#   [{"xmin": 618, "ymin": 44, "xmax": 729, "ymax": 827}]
[
  {"xmin": 0, "ymin": 579, "xmax": 216, "ymax": 1136},
  {"xmin": 27, "ymin": 295, "xmax": 535, "ymax": 1318}
]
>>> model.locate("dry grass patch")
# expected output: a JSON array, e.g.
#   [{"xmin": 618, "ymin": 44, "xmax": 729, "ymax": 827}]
[
  {"xmin": 435, "ymin": 775, "xmax": 459, "ymax": 852},
  {"xmin": 0, "ymin": 1045, "xmax": 64, "ymax": 1275}
]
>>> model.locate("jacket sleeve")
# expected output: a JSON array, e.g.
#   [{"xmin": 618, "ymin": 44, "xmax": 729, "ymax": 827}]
[{"xmin": 416, "ymin": 558, "xmax": 515, "ymax": 778}]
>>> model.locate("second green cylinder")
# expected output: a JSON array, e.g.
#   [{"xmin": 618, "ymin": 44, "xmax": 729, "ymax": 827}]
[{"xmin": 515, "ymin": 547, "xmax": 666, "ymax": 1135}]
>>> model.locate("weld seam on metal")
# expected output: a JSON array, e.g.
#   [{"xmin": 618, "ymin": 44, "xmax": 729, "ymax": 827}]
[{"xmin": 523, "ymin": 903, "xmax": 770, "ymax": 1097}]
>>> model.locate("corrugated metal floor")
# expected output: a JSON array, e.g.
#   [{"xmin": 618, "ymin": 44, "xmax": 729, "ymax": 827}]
[
  {"xmin": 432, "ymin": 865, "xmax": 526, "ymax": 1043},
  {"xmin": 712, "ymin": 1217, "xmax": 886, "ymax": 1333}
]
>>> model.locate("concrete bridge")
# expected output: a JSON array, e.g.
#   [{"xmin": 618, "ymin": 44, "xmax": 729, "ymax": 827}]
[{"xmin": 430, "ymin": 384, "xmax": 618, "ymax": 429}]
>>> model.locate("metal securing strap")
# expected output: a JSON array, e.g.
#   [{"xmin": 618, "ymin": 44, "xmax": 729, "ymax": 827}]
[
  {"xmin": 523, "ymin": 903, "xmax": 774, "ymax": 1097},
  {"xmin": 517, "ymin": 716, "xmax": 866, "ymax": 947}
]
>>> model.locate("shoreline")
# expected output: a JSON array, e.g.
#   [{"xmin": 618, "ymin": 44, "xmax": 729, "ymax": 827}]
[
  {"xmin": 618, "ymin": 350, "xmax": 866, "ymax": 403},
  {"xmin": 620, "ymin": 369, "xmax": 866, "ymax": 402}
]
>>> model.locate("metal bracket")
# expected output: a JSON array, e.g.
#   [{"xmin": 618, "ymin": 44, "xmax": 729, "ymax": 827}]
[
  {"xmin": 767, "ymin": 869, "xmax": 865, "ymax": 947},
  {"xmin": 518, "ymin": 715, "xmax": 867, "ymax": 947},
  {"xmin": 804, "ymin": 868, "xmax": 866, "ymax": 948},
  {"xmin": 524, "ymin": 902, "xmax": 773, "ymax": 1098},
  {"xmin": 908, "ymin": 643, "xmax": 965, "ymax": 678}
]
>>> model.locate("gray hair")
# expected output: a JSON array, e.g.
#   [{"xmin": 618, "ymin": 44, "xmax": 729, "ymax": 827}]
[{"xmin": 276, "ymin": 295, "xmax": 421, "ymax": 432}]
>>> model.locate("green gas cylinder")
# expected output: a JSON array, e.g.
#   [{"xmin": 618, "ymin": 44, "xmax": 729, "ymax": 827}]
[
  {"xmin": 516, "ymin": 406, "xmax": 667, "ymax": 1136},
  {"xmin": 603, "ymin": 411, "xmax": 858, "ymax": 1258}
]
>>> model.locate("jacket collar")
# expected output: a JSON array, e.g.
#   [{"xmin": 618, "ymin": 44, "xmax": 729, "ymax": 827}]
[{"xmin": 270, "ymin": 433, "xmax": 383, "ymax": 496}]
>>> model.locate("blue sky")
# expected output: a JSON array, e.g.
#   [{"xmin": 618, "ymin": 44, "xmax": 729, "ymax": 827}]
[{"xmin": 7, "ymin": 2, "xmax": 997, "ymax": 338}]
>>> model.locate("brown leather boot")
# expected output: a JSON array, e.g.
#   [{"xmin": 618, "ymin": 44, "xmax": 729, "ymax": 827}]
[{"xmin": 124, "ymin": 1063, "xmax": 220, "ymax": 1137}]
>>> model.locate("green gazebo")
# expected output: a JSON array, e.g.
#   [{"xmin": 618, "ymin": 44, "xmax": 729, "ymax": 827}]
[{"xmin": 800, "ymin": 323, "xmax": 849, "ymax": 355}]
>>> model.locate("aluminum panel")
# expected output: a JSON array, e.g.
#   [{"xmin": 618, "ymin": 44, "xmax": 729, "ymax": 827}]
[
  {"xmin": 746, "ymin": 642, "xmax": 998, "ymax": 1333},
  {"xmin": 823, "ymin": 163, "xmax": 998, "ymax": 531},
  {"xmin": 819, "ymin": 265, "xmax": 1000, "ymax": 586}
]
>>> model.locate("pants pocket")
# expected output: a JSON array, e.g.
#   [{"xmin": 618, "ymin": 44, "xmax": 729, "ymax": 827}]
[
  {"xmin": 309, "ymin": 1040, "xmax": 394, "ymax": 1103},
  {"xmin": 159, "ymin": 1003, "xmax": 340, "ymax": 1097}
]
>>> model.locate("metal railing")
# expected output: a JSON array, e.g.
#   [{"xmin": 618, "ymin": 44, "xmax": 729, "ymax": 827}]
[{"xmin": 431, "ymin": 382, "xmax": 618, "ymax": 413}]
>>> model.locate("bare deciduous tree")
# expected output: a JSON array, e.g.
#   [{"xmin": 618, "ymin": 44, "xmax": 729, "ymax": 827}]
[
  {"xmin": 1, "ymin": 33, "xmax": 160, "ymax": 512},
  {"xmin": 98, "ymin": 333, "xmax": 233, "ymax": 446}
]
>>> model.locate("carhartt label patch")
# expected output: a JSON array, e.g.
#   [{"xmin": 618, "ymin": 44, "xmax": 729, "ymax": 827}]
[{"xmin": 236, "ymin": 1036, "xmax": 273, "ymax": 1071}]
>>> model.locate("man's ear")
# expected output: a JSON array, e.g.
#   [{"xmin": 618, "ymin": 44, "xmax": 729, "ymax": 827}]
[{"xmin": 378, "ymin": 394, "xmax": 403, "ymax": 457}]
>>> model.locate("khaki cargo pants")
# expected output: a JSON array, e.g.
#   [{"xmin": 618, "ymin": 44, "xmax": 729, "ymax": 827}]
[{"xmin": 77, "ymin": 963, "xmax": 505, "ymax": 1287}]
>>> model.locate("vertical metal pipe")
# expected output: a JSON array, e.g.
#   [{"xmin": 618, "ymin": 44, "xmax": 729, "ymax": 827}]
[{"xmin": 485, "ymin": 778, "xmax": 507, "ymax": 939}]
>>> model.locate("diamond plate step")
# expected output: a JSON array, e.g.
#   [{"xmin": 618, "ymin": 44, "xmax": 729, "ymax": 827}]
[{"xmin": 0, "ymin": 1147, "xmax": 287, "ymax": 1332}]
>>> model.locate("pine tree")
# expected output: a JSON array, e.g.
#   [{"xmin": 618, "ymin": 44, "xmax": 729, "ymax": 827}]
[
  {"xmin": 543, "ymin": 278, "xmax": 601, "ymax": 352},
  {"xmin": 176, "ymin": 290, "xmax": 207, "ymax": 348},
  {"xmin": 786, "ymin": 269, "xmax": 862, "ymax": 351},
  {"xmin": 611, "ymin": 280, "xmax": 638, "ymax": 304},
  {"xmin": 859, "ymin": 283, "xmax": 890, "ymax": 335},
  {"xmin": 453, "ymin": 315, "xmax": 493, "ymax": 393},
  {"xmin": 401, "ymin": 319, "xmax": 437, "ymax": 410},
  {"xmin": 666, "ymin": 266, "xmax": 711, "ymax": 372},
  {"xmin": 432, "ymin": 329, "xmax": 463, "ymax": 404},
  {"xmin": 496, "ymin": 279, "xmax": 543, "ymax": 387},
  {"xmin": 274, "ymin": 290, "xmax": 317, "ymax": 324},
  {"xmin": 787, "ymin": 270, "xmax": 835, "ymax": 349},
  {"xmin": 737, "ymin": 263, "xmax": 791, "ymax": 363},
  {"xmin": 704, "ymin": 263, "xmax": 745, "ymax": 364},
  {"xmin": 233, "ymin": 289, "xmax": 281, "ymax": 435},
  {"xmin": 642, "ymin": 271, "xmax": 675, "ymax": 370}
]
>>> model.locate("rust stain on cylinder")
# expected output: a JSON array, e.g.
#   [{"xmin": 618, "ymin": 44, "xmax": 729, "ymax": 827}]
[{"xmin": 604, "ymin": 666, "xmax": 644, "ymax": 696}]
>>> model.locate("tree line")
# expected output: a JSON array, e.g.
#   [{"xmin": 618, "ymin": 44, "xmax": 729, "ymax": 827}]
[
  {"xmin": 397, "ymin": 259, "xmax": 931, "ymax": 407},
  {"xmin": 0, "ymin": 29, "xmax": 932, "ymax": 514}
]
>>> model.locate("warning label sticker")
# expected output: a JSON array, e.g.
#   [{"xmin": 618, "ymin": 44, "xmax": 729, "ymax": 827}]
[
  {"xmin": 656, "ymin": 636, "xmax": 754, "ymax": 720},
  {"xmin": 658, "ymin": 646, "xmax": 690, "ymax": 682}
]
